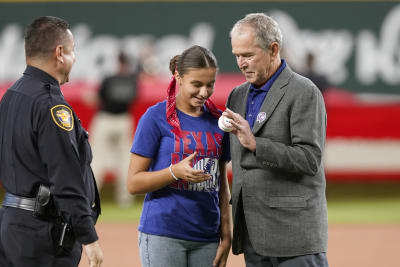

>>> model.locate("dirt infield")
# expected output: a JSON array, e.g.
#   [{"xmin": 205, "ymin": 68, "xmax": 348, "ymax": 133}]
[{"xmin": 79, "ymin": 223, "xmax": 400, "ymax": 267}]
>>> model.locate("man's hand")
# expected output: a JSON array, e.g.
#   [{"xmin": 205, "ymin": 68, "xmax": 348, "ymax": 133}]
[
  {"xmin": 84, "ymin": 241, "xmax": 103, "ymax": 267},
  {"xmin": 223, "ymin": 109, "xmax": 256, "ymax": 152}
]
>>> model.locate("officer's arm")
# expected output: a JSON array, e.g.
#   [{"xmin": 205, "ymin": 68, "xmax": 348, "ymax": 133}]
[{"xmin": 37, "ymin": 100, "xmax": 98, "ymax": 245}]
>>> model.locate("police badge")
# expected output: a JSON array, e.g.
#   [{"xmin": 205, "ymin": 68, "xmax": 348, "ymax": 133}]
[{"xmin": 50, "ymin": 105, "xmax": 74, "ymax": 131}]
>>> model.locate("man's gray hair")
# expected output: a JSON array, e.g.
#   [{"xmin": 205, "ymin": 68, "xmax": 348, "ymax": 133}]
[{"xmin": 230, "ymin": 13, "xmax": 283, "ymax": 51}]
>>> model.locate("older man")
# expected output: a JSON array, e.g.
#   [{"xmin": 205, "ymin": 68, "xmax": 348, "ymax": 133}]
[{"xmin": 224, "ymin": 13, "xmax": 328, "ymax": 267}]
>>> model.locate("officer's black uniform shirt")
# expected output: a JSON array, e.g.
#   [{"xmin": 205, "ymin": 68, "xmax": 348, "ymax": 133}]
[{"xmin": 0, "ymin": 66, "xmax": 100, "ymax": 245}]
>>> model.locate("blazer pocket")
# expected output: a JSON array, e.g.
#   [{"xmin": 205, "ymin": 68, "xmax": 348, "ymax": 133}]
[{"xmin": 268, "ymin": 196, "xmax": 306, "ymax": 208}]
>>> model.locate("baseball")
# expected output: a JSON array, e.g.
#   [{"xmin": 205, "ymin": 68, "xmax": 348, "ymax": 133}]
[{"xmin": 218, "ymin": 115, "xmax": 233, "ymax": 132}]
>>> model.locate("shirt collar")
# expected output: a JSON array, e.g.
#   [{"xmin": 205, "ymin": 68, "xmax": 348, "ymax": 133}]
[
  {"xmin": 250, "ymin": 59, "xmax": 287, "ymax": 92},
  {"xmin": 24, "ymin": 65, "xmax": 59, "ymax": 86}
]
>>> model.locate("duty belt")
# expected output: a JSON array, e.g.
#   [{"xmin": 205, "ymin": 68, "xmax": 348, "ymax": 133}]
[{"xmin": 2, "ymin": 192, "xmax": 36, "ymax": 212}]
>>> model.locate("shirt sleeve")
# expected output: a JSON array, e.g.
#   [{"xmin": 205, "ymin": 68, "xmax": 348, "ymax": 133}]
[
  {"xmin": 131, "ymin": 107, "xmax": 161, "ymax": 158},
  {"xmin": 37, "ymin": 99, "xmax": 97, "ymax": 245}
]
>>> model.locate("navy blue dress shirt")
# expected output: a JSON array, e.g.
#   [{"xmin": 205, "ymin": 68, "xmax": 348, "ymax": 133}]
[{"xmin": 246, "ymin": 59, "xmax": 287, "ymax": 128}]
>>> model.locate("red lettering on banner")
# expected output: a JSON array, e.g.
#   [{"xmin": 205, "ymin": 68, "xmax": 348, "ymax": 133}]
[{"xmin": 191, "ymin": 131, "xmax": 205, "ymax": 156}]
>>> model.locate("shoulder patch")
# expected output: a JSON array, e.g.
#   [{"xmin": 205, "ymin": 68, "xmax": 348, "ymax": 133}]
[{"xmin": 50, "ymin": 105, "xmax": 74, "ymax": 131}]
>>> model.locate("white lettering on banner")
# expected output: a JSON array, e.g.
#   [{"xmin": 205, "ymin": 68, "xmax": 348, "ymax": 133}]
[
  {"xmin": 0, "ymin": 25, "xmax": 25, "ymax": 81},
  {"xmin": 270, "ymin": 10, "xmax": 354, "ymax": 84},
  {"xmin": 0, "ymin": 22, "xmax": 215, "ymax": 82},
  {"xmin": 1, "ymin": 5, "xmax": 400, "ymax": 87},
  {"xmin": 271, "ymin": 6, "xmax": 400, "ymax": 86},
  {"xmin": 356, "ymin": 5, "xmax": 400, "ymax": 85}
]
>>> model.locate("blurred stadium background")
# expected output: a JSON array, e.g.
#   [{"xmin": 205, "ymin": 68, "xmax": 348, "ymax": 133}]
[{"xmin": 1, "ymin": 1, "xmax": 399, "ymax": 266}]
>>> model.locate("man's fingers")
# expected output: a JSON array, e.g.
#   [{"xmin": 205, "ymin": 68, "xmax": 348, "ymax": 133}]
[
  {"xmin": 222, "ymin": 109, "xmax": 235, "ymax": 120},
  {"xmin": 229, "ymin": 119, "xmax": 240, "ymax": 129},
  {"xmin": 223, "ymin": 108, "xmax": 244, "ymax": 125},
  {"xmin": 224, "ymin": 108, "xmax": 234, "ymax": 115},
  {"xmin": 229, "ymin": 119, "xmax": 245, "ymax": 134}
]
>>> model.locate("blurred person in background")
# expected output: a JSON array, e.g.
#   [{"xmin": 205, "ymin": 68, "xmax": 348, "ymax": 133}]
[
  {"xmin": 127, "ymin": 45, "xmax": 232, "ymax": 267},
  {"xmin": 90, "ymin": 51, "xmax": 138, "ymax": 208},
  {"xmin": 225, "ymin": 13, "xmax": 328, "ymax": 267},
  {"xmin": 303, "ymin": 52, "xmax": 330, "ymax": 94},
  {"xmin": 0, "ymin": 16, "xmax": 103, "ymax": 267}
]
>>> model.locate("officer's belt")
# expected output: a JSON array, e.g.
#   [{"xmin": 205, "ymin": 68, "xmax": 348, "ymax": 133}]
[{"xmin": 2, "ymin": 192, "xmax": 35, "ymax": 212}]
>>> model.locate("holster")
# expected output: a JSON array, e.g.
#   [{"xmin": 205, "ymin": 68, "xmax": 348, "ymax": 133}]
[
  {"xmin": 33, "ymin": 185, "xmax": 75, "ymax": 255},
  {"xmin": 34, "ymin": 184, "xmax": 51, "ymax": 219},
  {"xmin": 52, "ymin": 217, "xmax": 75, "ymax": 255}
]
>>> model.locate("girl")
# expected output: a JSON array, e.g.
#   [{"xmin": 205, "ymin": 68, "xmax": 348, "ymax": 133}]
[{"xmin": 127, "ymin": 45, "xmax": 232, "ymax": 267}]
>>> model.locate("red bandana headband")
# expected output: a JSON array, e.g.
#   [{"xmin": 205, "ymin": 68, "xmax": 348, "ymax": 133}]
[{"xmin": 166, "ymin": 76, "xmax": 221, "ymax": 138}]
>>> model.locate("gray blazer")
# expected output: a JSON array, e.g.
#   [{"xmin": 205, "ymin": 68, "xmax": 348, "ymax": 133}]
[{"xmin": 227, "ymin": 65, "xmax": 328, "ymax": 257}]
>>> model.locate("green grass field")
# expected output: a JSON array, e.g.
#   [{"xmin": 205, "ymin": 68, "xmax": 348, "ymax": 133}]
[{"xmin": 99, "ymin": 182, "xmax": 400, "ymax": 224}]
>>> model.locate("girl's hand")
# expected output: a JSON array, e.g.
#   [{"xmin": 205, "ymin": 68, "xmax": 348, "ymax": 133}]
[
  {"xmin": 171, "ymin": 152, "xmax": 211, "ymax": 183},
  {"xmin": 212, "ymin": 239, "xmax": 231, "ymax": 267}
]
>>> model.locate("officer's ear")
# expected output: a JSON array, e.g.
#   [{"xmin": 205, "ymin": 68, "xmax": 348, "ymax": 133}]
[{"xmin": 56, "ymin": 45, "xmax": 64, "ymax": 64}]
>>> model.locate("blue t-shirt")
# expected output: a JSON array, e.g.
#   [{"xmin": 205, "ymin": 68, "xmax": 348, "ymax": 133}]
[{"xmin": 131, "ymin": 101, "xmax": 230, "ymax": 242}]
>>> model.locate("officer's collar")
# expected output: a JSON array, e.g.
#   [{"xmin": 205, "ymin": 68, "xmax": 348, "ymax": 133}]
[{"xmin": 24, "ymin": 65, "xmax": 60, "ymax": 86}]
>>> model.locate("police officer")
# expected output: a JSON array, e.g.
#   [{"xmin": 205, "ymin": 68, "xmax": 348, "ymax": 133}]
[{"xmin": 0, "ymin": 16, "xmax": 103, "ymax": 267}]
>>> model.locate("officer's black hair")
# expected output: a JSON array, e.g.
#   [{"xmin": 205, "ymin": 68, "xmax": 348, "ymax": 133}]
[{"xmin": 25, "ymin": 16, "xmax": 70, "ymax": 58}]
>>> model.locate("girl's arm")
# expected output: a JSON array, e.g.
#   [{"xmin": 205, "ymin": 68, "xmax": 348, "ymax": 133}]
[
  {"xmin": 126, "ymin": 152, "xmax": 211, "ymax": 194},
  {"xmin": 213, "ymin": 161, "xmax": 233, "ymax": 267}
]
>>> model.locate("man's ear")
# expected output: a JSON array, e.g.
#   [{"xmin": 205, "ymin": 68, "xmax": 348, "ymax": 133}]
[
  {"xmin": 56, "ymin": 45, "xmax": 64, "ymax": 63},
  {"xmin": 270, "ymin": 42, "xmax": 279, "ymax": 58}
]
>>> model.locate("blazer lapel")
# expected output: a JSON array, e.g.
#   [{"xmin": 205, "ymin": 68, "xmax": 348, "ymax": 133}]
[
  {"xmin": 252, "ymin": 66, "xmax": 292, "ymax": 135},
  {"xmin": 238, "ymin": 83, "xmax": 251, "ymax": 118}
]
